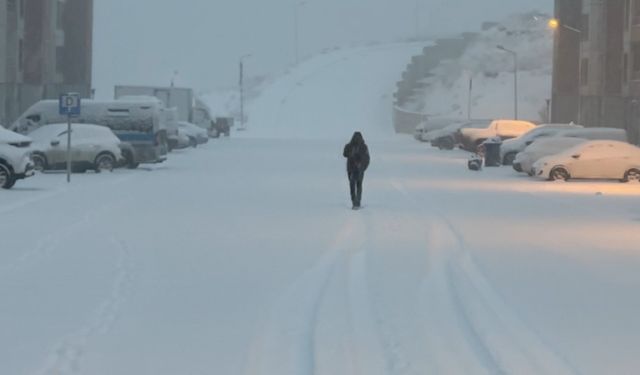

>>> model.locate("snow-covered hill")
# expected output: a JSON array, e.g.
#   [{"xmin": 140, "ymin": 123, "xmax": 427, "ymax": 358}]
[
  {"xmin": 237, "ymin": 43, "xmax": 424, "ymax": 140},
  {"xmin": 406, "ymin": 12, "xmax": 553, "ymax": 121}
]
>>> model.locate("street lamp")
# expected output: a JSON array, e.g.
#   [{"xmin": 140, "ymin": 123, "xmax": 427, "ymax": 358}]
[
  {"xmin": 294, "ymin": 1, "xmax": 307, "ymax": 65},
  {"xmin": 239, "ymin": 54, "xmax": 252, "ymax": 130},
  {"xmin": 497, "ymin": 45, "xmax": 518, "ymax": 120},
  {"xmin": 549, "ymin": 18, "xmax": 582, "ymax": 124}
]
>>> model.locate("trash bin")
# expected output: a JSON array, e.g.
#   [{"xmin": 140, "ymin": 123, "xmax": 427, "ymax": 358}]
[
  {"xmin": 468, "ymin": 154, "xmax": 483, "ymax": 171},
  {"xmin": 483, "ymin": 137, "xmax": 502, "ymax": 167}
]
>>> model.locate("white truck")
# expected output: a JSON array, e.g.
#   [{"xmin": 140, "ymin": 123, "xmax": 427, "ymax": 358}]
[
  {"xmin": 114, "ymin": 86, "xmax": 230, "ymax": 138},
  {"xmin": 459, "ymin": 119, "xmax": 537, "ymax": 151}
]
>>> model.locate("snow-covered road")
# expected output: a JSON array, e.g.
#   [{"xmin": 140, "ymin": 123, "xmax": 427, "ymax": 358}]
[{"xmin": 2, "ymin": 43, "xmax": 640, "ymax": 374}]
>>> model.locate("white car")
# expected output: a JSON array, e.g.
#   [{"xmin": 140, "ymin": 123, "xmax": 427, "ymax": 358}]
[
  {"xmin": 513, "ymin": 137, "xmax": 587, "ymax": 175},
  {"xmin": 178, "ymin": 121, "xmax": 209, "ymax": 145},
  {"xmin": 0, "ymin": 126, "xmax": 35, "ymax": 189},
  {"xmin": 28, "ymin": 123, "xmax": 123, "ymax": 173},
  {"xmin": 500, "ymin": 123, "xmax": 583, "ymax": 165},
  {"xmin": 555, "ymin": 127, "xmax": 628, "ymax": 142},
  {"xmin": 532, "ymin": 140, "xmax": 640, "ymax": 182}
]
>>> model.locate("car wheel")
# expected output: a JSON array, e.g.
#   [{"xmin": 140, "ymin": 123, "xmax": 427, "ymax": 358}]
[
  {"xmin": 31, "ymin": 153, "xmax": 48, "ymax": 172},
  {"xmin": 0, "ymin": 163, "xmax": 16, "ymax": 189},
  {"xmin": 440, "ymin": 137, "xmax": 455, "ymax": 150},
  {"xmin": 623, "ymin": 168, "xmax": 640, "ymax": 183},
  {"xmin": 503, "ymin": 152, "xmax": 517, "ymax": 166},
  {"xmin": 94, "ymin": 153, "xmax": 115, "ymax": 173},
  {"xmin": 549, "ymin": 167, "xmax": 570, "ymax": 181}
]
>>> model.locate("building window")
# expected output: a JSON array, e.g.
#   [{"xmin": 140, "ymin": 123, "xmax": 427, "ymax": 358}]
[
  {"xmin": 632, "ymin": 42, "xmax": 640, "ymax": 79},
  {"xmin": 624, "ymin": 53, "xmax": 629, "ymax": 82},
  {"xmin": 581, "ymin": 14, "xmax": 589, "ymax": 41},
  {"xmin": 19, "ymin": 0, "xmax": 24, "ymax": 17},
  {"xmin": 7, "ymin": 0, "xmax": 16, "ymax": 12},
  {"xmin": 626, "ymin": 0, "xmax": 632, "ymax": 29},
  {"xmin": 581, "ymin": 58, "xmax": 589, "ymax": 86},
  {"xmin": 18, "ymin": 39, "xmax": 23, "ymax": 72},
  {"xmin": 634, "ymin": 0, "xmax": 640, "ymax": 25}
]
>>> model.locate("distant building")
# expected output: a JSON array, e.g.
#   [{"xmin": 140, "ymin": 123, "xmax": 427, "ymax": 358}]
[
  {"xmin": 0, "ymin": 0, "xmax": 93, "ymax": 127},
  {"xmin": 552, "ymin": 0, "xmax": 640, "ymax": 144}
]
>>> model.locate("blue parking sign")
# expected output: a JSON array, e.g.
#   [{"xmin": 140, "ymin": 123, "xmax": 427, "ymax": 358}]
[{"xmin": 59, "ymin": 93, "xmax": 81, "ymax": 116}]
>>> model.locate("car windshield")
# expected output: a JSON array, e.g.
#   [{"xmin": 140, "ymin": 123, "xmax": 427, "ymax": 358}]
[{"xmin": 3, "ymin": 2, "xmax": 640, "ymax": 375}]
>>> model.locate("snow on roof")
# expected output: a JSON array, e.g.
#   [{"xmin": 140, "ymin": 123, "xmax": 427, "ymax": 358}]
[{"xmin": 28, "ymin": 123, "xmax": 117, "ymax": 142}]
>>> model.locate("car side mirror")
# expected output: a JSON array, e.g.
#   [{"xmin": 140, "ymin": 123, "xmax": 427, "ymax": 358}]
[
  {"xmin": 51, "ymin": 140, "xmax": 60, "ymax": 147},
  {"xmin": 572, "ymin": 154, "xmax": 581, "ymax": 159}
]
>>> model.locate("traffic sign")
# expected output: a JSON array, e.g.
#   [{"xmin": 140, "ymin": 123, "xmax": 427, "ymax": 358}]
[{"xmin": 59, "ymin": 93, "xmax": 81, "ymax": 116}]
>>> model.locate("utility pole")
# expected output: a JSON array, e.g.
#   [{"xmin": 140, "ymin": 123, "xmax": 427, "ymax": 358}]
[
  {"xmin": 497, "ymin": 45, "xmax": 518, "ymax": 120},
  {"xmin": 294, "ymin": 1, "xmax": 307, "ymax": 65},
  {"xmin": 239, "ymin": 54, "xmax": 252, "ymax": 130}
]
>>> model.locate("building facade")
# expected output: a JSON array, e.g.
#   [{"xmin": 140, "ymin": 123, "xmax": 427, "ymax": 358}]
[
  {"xmin": 0, "ymin": 0, "xmax": 93, "ymax": 127},
  {"xmin": 552, "ymin": 0, "xmax": 640, "ymax": 144}
]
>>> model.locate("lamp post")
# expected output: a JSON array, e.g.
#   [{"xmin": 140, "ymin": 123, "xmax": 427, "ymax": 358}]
[
  {"xmin": 549, "ymin": 18, "xmax": 582, "ymax": 124},
  {"xmin": 497, "ymin": 45, "xmax": 518, "ymax": 120},
  {"xmin": 294, "ymin": 1, "xmax": 307, "ymax": 65},
  {"xmin": 239, "ymin": 54, "xmax": 252, "ymax": 130}
]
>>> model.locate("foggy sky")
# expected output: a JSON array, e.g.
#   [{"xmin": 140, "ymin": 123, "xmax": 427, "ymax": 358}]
[{"xmin": 93, "ymin": 0, "xmax": 553, "ymax": 99}]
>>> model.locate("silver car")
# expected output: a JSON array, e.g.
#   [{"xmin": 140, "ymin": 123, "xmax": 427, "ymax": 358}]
[{"xmin": 29, "ymin": 123, "xmax": 123, "ymax": 173}]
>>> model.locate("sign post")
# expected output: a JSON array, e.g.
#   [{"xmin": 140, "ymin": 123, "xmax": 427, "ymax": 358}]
[{"xmin": 59, "ymin": 93, "xmax": 81, "ymax": 183}]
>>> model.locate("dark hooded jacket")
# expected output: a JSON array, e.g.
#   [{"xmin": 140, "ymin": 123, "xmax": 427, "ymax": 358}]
[{"xmin": 343, "ymin": 132, "xmax": 370, "ymax": 174}]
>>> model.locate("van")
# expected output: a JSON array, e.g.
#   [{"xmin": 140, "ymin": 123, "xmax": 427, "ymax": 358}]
[{"xmin": 11, "ymin": 99, "xmax": 168, "ymax": 168}]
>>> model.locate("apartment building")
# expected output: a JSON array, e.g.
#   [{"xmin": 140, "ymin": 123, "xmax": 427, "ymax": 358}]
[
  {"xmin": 552, "ymin": 0, "xmax": 640, "ymax": 144},
  {"xmin": 0, "ymin": 0, "xmax": 93, "ymax": 127}
]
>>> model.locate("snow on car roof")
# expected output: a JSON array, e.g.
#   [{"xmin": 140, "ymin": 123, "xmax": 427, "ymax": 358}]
[
  {"xmin": 0, "ymin": 126, "xmax": 32, "ymax": 144},
  {"xmin": 558, "ymin": 140, "xmax": 639, "ymax": 158},
  {"xmin": 526, "ymin": 137, "xmax": 587, "ymax": 151},
  {"xmin": 28, "ymin": 123, "xmax": 118, "ymax": 141}
]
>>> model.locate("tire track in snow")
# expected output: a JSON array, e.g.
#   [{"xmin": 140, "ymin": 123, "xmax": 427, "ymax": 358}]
[
  {"xmin": 245, "ymin": 212, "xmax": 396, "ymax": 375},
  {"xmin": 391, "ymin": 179, "xmax": 577, "ymax": 374},
  {"xmin": 34, "ymin": 237, "xmax": 134, "ymax": 375}
]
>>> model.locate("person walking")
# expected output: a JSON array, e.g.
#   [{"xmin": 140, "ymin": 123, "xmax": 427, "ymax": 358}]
[{"xmin": 343, "ymin": 132, "xmax": 370, "ymax": 209}]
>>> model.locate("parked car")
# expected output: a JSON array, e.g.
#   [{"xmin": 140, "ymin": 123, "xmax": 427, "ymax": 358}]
[
  {"xmin": 500, "ymin": 123, "xmax": 583, "ymax": 165},
  {"xmin": 424, "ymin": 120, "xmax": 492, "ymax": 150},
  {"xmin": 555, "ymin": 127, "xmax": 628, "ymax": 142},
  {"xmin": 458, "ymin": 119, "xmax": 537, "ymax": 151},
  {"xmin": 178, "ymin": 121, "xmax": 209, "ymax": 145},
  {"xmin": 532, "ymin": 140, "xmax": 640, "ymax": 182},
  {"xmin": 414, "ymin": 118, "xmax": 461, "ymax": 142},
  {"xmin": 0, "ymin": 126, "xmax": 35, "ymax": 189},
  {"xmin": 513, "ymin": 137, "xmax": 588, "ymax": 175},
  {"xmin": 28, "ymin": 124, "xmax": 123, "ymax": 173}
]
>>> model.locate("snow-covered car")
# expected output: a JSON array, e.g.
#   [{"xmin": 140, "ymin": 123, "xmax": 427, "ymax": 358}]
[
  {"xmin": 532, "ymin": 140, "xmax": 640, "ymax": 182},
  {"xmin": 0, "ymin": 126, "xmax": 35, "ymax": 189},
  {"xmin": 178, "ymin": 121, "xmax": 209, "ymax": 145},
  {"xmin": 169, "ymin": 128, "xmax": 193, "ymax": 150},
  {"xmin": 28, "ymin": 123, "xmax": 123, "ymax": 173},
  {"xmin": 500, "ymin": 123, "xmax": 583, "ymax": 165},
  {"xmin": 425, "ymin": 120, "xmax": 492, "ymax": 149},
  {"xmin": 513, "ymin": 137, "xmax": 587, "ymax": 175},
  {"xmin": 458, "ymin": 119, "xmax": 537, "ymax": 151},
  {"xmin": 555, "ymin": 127, "xmax": 628, "ymax": 142}
]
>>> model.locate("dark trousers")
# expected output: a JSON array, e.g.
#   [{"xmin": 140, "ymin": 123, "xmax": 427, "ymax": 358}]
[{"xmin": 349, "ymin": 171, "xmax": 364, "ymax": 206}]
